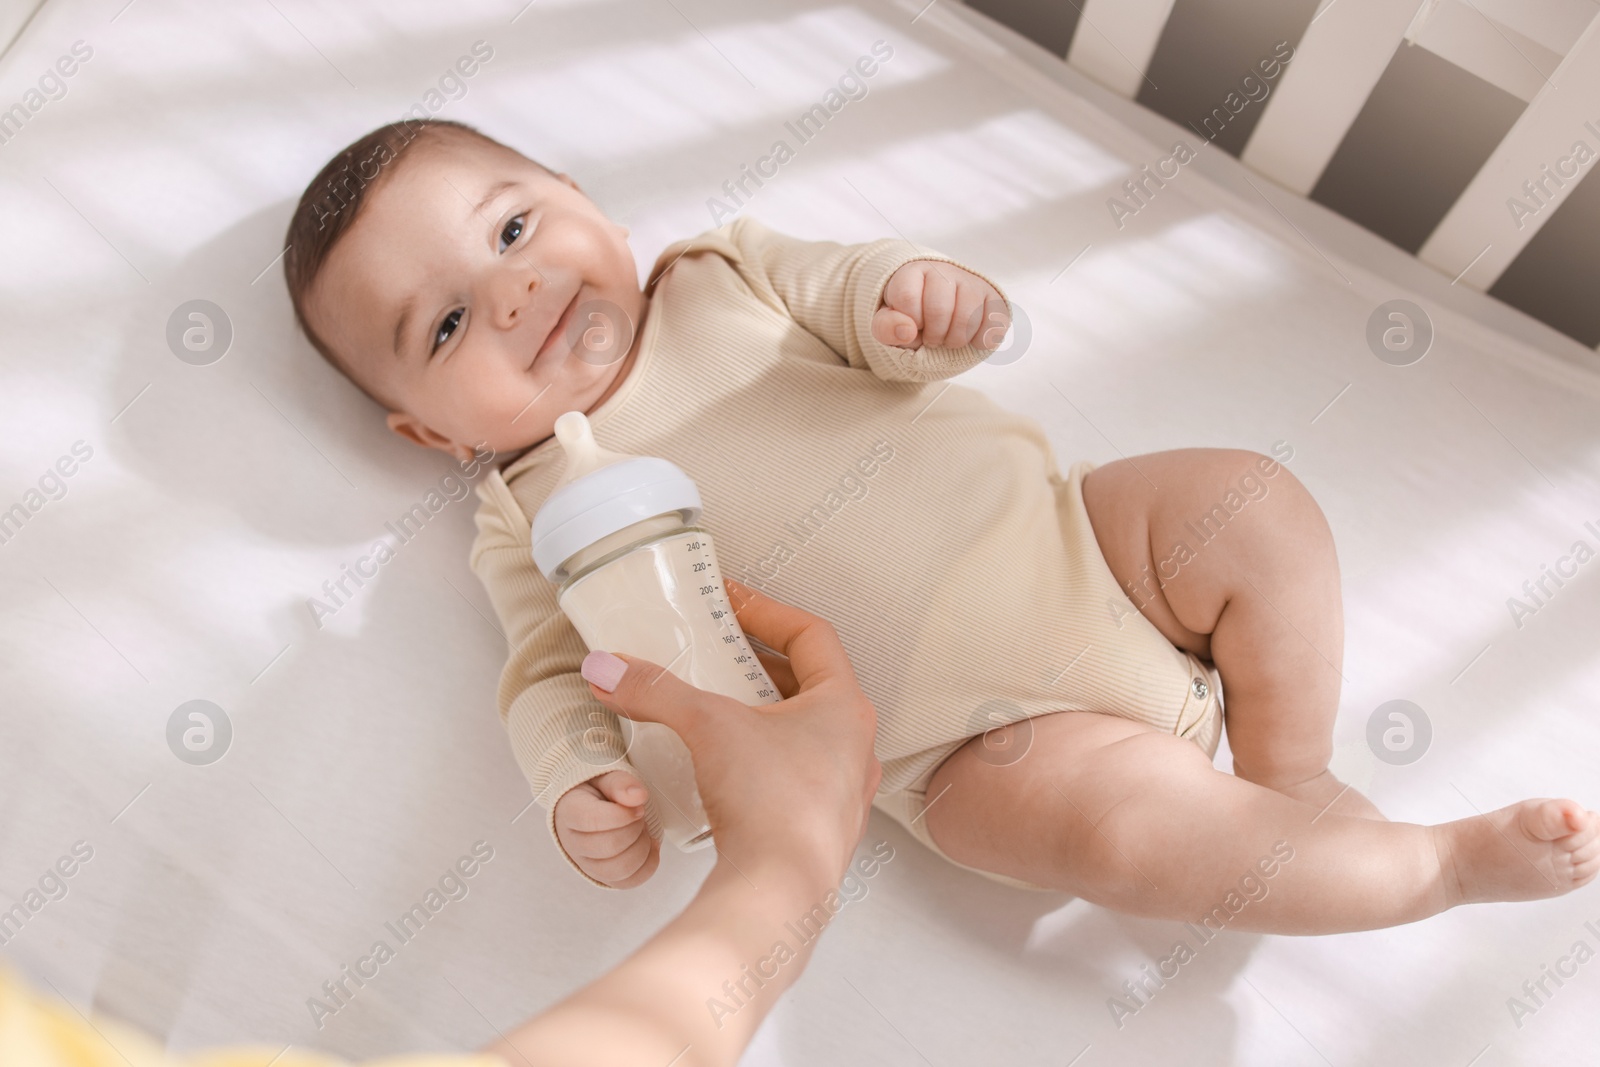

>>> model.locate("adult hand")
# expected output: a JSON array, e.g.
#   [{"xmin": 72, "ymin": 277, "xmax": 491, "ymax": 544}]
[
  {"xmin": 483, "ymin": 581, "xmax": 883, "ymax": 1067},
  {"xmin": 579, "ymin": 577, "xmax": 881, "ymax": 887}
]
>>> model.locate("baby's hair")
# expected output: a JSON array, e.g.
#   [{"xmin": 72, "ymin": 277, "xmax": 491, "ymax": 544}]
[{"xmin": 281, "ymin": 117, "xmax": 548, "ymax": 409}]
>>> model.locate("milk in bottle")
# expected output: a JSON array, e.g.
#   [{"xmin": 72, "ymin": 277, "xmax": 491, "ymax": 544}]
[{"xmin": 530, "ymin": 411, "xmax": 779, "ymax": 851}]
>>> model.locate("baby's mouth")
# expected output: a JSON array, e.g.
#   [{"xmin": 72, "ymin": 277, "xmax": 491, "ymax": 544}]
[{"xmin": 530, "ymin": 286, "xmax": 583, "ymax": 372}]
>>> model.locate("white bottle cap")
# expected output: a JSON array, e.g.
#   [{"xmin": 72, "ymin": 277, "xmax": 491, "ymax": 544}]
[{"xmin": 530, "ymin": 411, "xmax": 703, "ymax": 582}]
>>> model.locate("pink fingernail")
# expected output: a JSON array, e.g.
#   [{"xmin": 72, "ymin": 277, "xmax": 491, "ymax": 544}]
[{"xmin": 581, "ymin": 650, "xmax": 627, "ymax": 692}]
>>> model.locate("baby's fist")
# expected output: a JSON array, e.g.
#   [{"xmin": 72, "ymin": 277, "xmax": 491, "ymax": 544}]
[
  {"xmin": 554, "ymin": 769, "xmax": 660, "ymax": 888},
  {"xmin": 873, "ymin": 261, "xmax": 1009, "ymax": 351}
]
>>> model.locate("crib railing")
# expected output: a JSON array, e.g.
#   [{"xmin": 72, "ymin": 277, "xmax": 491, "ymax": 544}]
[{"xmin": 962, "ymin": 0, "xmax": 1600, "ymax": 351}]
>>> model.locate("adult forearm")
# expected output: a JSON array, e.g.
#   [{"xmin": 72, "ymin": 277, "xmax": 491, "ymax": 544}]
[{"xmin": 489, "ymin": 854, "xmax": 837, "ymax": 1067}]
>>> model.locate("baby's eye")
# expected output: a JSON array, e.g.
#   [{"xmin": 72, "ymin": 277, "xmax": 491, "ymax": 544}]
[
  {"xmin": 433, "ymin": 308, "xmax": 463, "ymax": 352},
  {"xmin": 499, "ymin": 215, "xmax": 525, "ymax": 252}
]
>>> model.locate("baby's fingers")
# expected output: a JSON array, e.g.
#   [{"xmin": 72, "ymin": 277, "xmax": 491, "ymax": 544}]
[
  {"xmin": 559, "ymin": 777, "xmax": 645, "ymax": 834},
  {"xmin": 872, "ymin": 305, "xmax": 920, "ymax": 349},
  {"xmin": 593, "ymin": 768, "xmax": 649, "ymax": 809},
  {"xmin": 946, "ymin": 282, "xmax": 990, "ymax": 348},
  {"xmin": 918, "ymin": 269, "xmax": 957, "ymax": 348},
  {"xmin": 584, "ymin": 826, "xmax": 660, "ymax": 888},
  {"xmin": 567, "ymin": 812, "xmax": 650, "ymax": 863},
  {"xmin": 976, "ymin": 295, "xmax": 1011, "ymax": 350}
]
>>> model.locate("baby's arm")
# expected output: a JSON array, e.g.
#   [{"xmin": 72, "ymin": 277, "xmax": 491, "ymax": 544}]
[
  {"xmin": 471, "ymin": 488, "xmax": 660, "ymax": 890},
  {"xmin": 727, "ymin": 216, "xmax": 1010, "ymax": 382}
]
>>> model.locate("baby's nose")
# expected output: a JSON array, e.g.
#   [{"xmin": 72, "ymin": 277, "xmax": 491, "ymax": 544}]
[{"xmin": 497, "ymin": 270, "xmax": 544, "ymax": 325}]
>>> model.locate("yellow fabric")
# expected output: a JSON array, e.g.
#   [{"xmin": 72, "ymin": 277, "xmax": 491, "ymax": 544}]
[
  {"xmin": 470, "ymin": 216, "xmax": 1222, "ymax": 888},
  {"xmin": 0, "ymin": 967, "xmax": 506, "ymax": 1067}
]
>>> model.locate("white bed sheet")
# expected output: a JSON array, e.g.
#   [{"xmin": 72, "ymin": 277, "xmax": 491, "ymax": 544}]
[{"xmin": 2, "ymin": 1, "xmax": 1598, "ymax": 1064}]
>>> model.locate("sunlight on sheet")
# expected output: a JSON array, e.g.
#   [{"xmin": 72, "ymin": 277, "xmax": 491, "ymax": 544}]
[
  {"xmin": 1045, "ymin": 213, "xmax": 1295, "ymax": 358},
  {"xmin": 479, "ymin": 5, "xmax": 948, "ymax": 166},
  {"xmin": 750, "ymin": 108, "xmax": 1126, "ymax": 242}
]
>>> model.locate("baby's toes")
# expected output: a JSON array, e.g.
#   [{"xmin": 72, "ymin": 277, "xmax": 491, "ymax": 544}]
[
  {"xmin": 1546, "ymin": 806, "xmax": 1600, "ymax": 888},
  {"xmin": 1567, "ymin": 818, "xmax": 1600, "ymax": 866},
  {"xmin": 1575, "ymin": 809, "xmax": 1600, "ymax": 842},
  {"xmin": 1567, "ymin": 809, "xmax": 1600, "ymax": 845},
  {"xmin": 1520, "ymin": 798, "xmax": 1584, "ymax": 843},
  {"xmin": 1571, "ymin": 844, "xmax": 1599, "ymax": 888},
  {"xmin": 1574, "ymin": 852, "xmax": 1599, "ymax": 881},
  {"xmin": 1554, "ymin": 807, "xmax": 1600, "ymax": 861}
]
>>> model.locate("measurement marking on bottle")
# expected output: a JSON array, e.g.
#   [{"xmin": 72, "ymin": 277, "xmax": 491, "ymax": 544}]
[{"xmin": 688, "ymin": 535, "xmax": 777, "ymax": 702}]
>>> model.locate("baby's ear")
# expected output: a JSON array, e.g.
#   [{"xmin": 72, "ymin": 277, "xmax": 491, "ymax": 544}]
[{"xmin": 386, "ymin": 411, "xmax": 474, "ymax": 462}]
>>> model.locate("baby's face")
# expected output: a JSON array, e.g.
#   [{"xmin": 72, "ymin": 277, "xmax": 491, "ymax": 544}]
[{"xmin": 306, "ymin": 131, "xmax": 646, "ymax": 460}]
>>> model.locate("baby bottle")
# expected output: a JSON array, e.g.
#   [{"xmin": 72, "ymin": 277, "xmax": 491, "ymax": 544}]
[{"xmin": 530, "ymin": 411, "xmax": 780, "ymax": 852}]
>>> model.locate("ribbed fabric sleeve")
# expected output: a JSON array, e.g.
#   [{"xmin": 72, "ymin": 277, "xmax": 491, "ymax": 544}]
[
  {"xmin": 731, "ymin": 217, "xmax": 1011, "ymax": 382},
  {"xmin": 470, "ymin": 470, "xmax": 658, "ymax": 889}
]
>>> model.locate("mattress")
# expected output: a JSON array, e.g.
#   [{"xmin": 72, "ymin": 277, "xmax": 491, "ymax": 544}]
[{"xmin": 1, "ymin": 0, "xmax": 1597, "ymax": 1063}]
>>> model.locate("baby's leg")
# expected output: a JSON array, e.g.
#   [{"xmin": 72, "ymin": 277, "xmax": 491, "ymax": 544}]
[
  {"xmin": 922, "ymin": 711, "xmax": 1599, "ymax": 933},
  {"xmin": 1082, "ymin": 448, "xmax": 1379, "ymax": 818}
]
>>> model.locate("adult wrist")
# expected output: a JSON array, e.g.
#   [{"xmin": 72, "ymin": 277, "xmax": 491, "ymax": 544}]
[{"xmin": 712, "ymin": 835, "xmax": 850, "ymax": 901}]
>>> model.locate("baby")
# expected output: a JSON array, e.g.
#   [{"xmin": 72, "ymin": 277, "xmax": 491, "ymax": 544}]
[{"xmin": 285, "ymin": 118, "xmax": 1596, "ymax": 933}]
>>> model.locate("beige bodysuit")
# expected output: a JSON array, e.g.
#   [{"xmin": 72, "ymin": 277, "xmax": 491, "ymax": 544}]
[{"xmin": 470, "ymin": 217, "xmax": 1223, "ymax": 891}]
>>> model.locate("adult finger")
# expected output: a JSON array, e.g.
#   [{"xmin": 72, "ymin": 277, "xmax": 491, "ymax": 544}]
[
  {"xmin": 752, "ymin": 647, "xmax": 799, "ymax": 698},
  {"xmin": 582, "ymin": 650, "xmax": 717, "ymax": 737},
  {"xmin": 724, "ymin": 578, "xmax": 855, "ymax": 692}
]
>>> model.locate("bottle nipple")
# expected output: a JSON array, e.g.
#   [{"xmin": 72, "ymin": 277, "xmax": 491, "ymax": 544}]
[
  {"xmin": 551, "ymin": 411, "xmax": 632, "ymax": 490},
  {"xmin": 531, "ymin": 411, "xmax": 704, "ymax": 582}
]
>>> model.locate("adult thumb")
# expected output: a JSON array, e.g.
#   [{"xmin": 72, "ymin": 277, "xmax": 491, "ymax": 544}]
[{"xmin": 581, "ymin": 649, "xmax": 709, "ymax": 737}]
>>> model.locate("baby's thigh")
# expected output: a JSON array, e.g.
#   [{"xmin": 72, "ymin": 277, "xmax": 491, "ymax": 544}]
[{"xmin": 922, "ymin": 709, "xmax": 1214, "ymax": 894}]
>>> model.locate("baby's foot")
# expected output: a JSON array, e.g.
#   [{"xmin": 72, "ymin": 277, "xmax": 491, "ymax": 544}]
[
  {"xmin": 1434, "ymin": 799, "xmax": 1600, "ymax": 906},
  {"xmin": 1273, "ymin": 768, "xmax": 1388, "ymax": 821}
]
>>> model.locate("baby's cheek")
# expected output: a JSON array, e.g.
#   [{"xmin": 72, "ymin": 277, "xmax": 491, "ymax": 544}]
[
  {"xmin": 465, "ymin": 368, "xmax": 564, "ymax": 448},
  {"xmin": 477, "ymin": 379, "xmax": 533, "ymax": 435}
]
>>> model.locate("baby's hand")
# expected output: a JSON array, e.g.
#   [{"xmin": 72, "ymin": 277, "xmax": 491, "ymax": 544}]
[
  {"xmin": 554, "ymin": 769, "xmax": 660, "ymax": 888},
  {"xmin": 873, "ymin": 261, "xmax": 1009, "ymax": 351}
]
